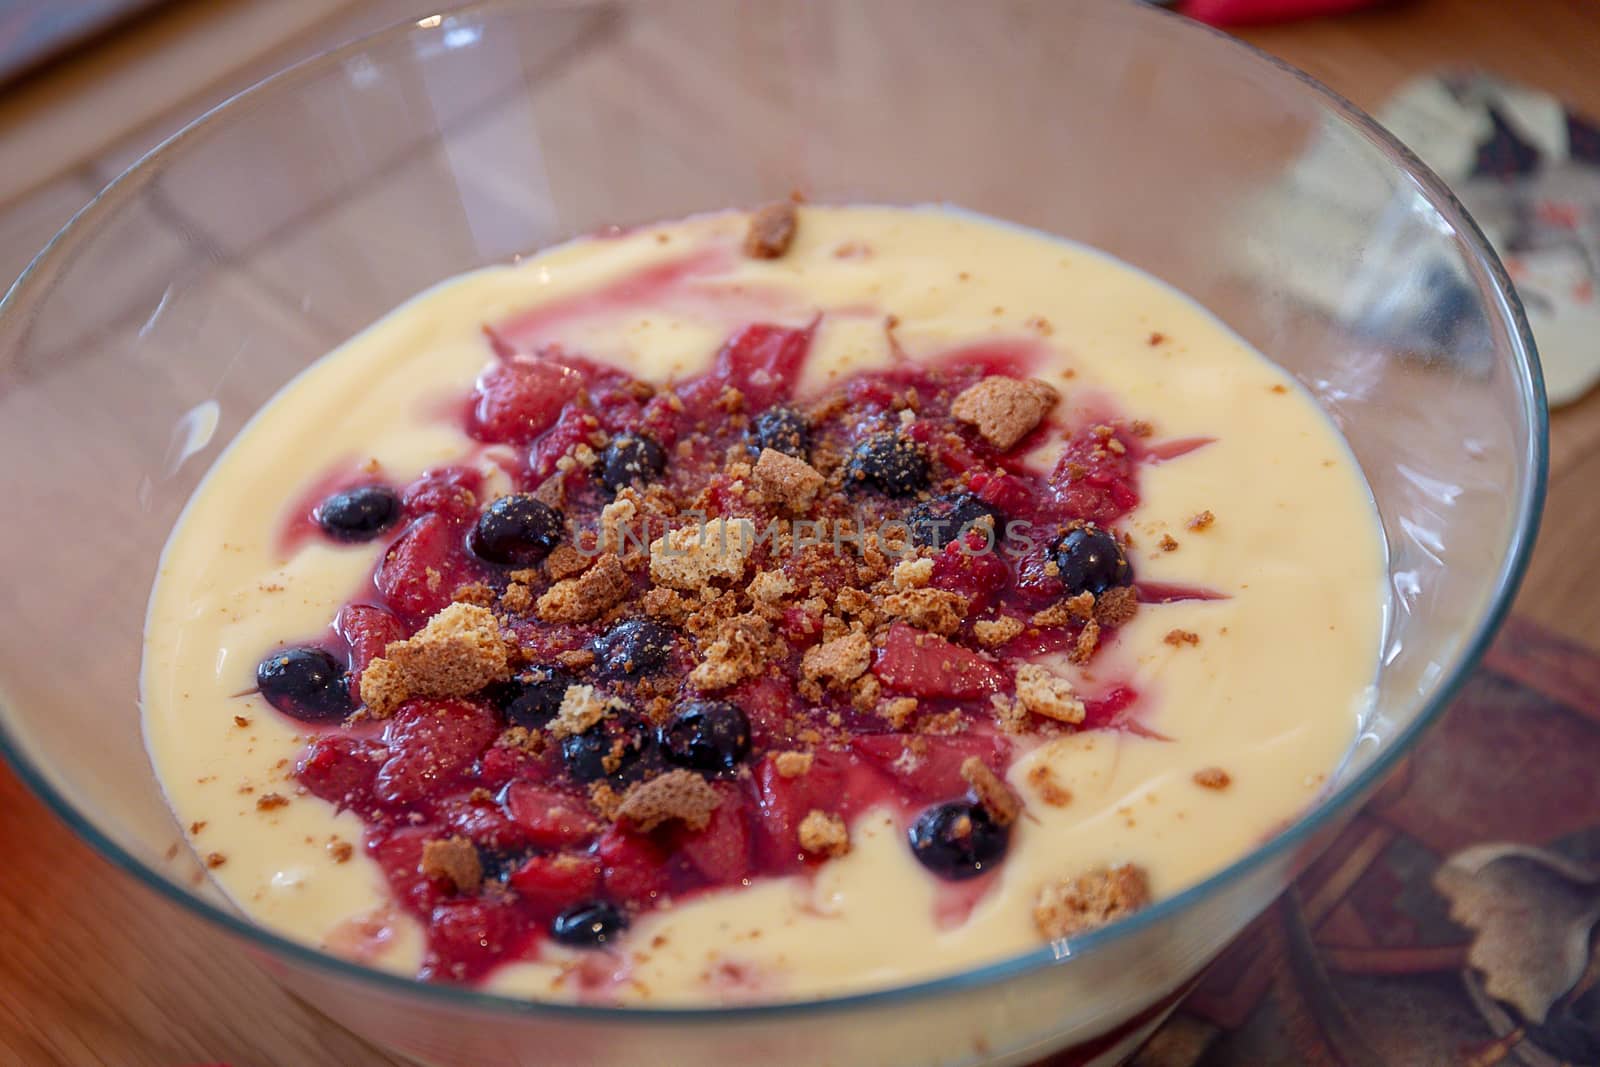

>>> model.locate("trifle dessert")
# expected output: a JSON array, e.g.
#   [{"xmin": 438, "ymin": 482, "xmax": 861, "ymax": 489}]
[{"xmin": 142, "ymin": 204, "xmax": 1385, "ymax": 1002}]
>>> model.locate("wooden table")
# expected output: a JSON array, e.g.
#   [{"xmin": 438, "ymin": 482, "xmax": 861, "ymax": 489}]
[{"xmin": 1, "ymin": 1, "xmax": 1597, "ymax": 1063}]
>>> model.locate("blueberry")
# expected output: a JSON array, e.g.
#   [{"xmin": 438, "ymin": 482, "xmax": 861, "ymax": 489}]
[
  {"xmin": 846, "ymin": 432, "xmax": 931, "ymax": 497},
  {"xmin": 1051, "ymin": 523, "xmax": 1131, "ymax": 596},
  {"xmin": 550, "ymin": 900, "xmax": 628, "ymax": 948},
  {"xmin": 598, "ymin": 433, "xmax": 667, "ymax": 494},
  {"xmin": 907, "ymin": 800, "xmax": 1009, "ymax": 880},
  {"xmin": 469, "ymin": 494, "xmax": 564, "ymax": 566},
  {"xmin": 749, "ymin": 406, "xmax": 810, "ymax": 459},
  {"xmin": 561, "ymin": 713, "xmax": 654, "ymax": 784},
  {"xmin": 906, "ymin": 492, "xmax": 999, "ymax": 550},
  {"xmin": 589, "ymin": 619, "xmax": 675, "ymax": 679},
  {"xmin": 477, "ymin": 847, "xmax": 531, "ymax": 885},
  {"xmin": 491, "ymin": 664, "xmax": 576, "ymax": 730},
  {"xmin": 659, "ymin": 701, "xmax": 751, "ymax": 776},
  {"xmin": 316, "ymin": 485, "xmax": 401, "ymax": 543},
  {"xmin": 256, "ymin": 647, "xmax": 352, "ymax": 722}
]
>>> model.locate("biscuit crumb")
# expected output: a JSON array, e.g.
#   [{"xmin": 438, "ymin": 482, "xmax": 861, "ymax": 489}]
[
  {"xmin": 233, "ymin": 715, "xmax": 251, "ymax": 728},
  {"xmin": 421, "ymin": 835, "xmax": 483, "ymax": 893},
  {"xmin": 650, "ymin": 519, "xmax": 756, "ymax": 591},
  {"xmin": 950, "ymin": 376, "xmax": 1060, "ymax": 450},
  {"xmin": 614, "ymin": 769, "xmax": 723, "ymax": 832},
  {"xmin": 550, "ymin": 684, "xmax": 612, "ymax": 739},
  {"xmin": 1093, "ymin": 586, "xmax": 1139, "ymax": 628},
  {"xmin": 359, "ymin": 602, "xmax": 512, "ymax": 718},
  {"xmin": 327, "ymin": 839, "xmax": 353, "ymax": 863},
  {"xmin": 882, "ymin": 588, "xmax": 967, "ymax": 636},
  {"xmin": 1068, "ymin": 619, "xmax": 1100, "ymax": 665},
  {"xmin": 1034, "ymin": 865, "xmax": 1152, "ymax": 940},
  {"xmin": 1158, "ymin": 534, "xmax": 1179, "ymax": 552},
  {"xmin": 774, "ymin": 751, "xmax": 814, "ymax": 778},
  {"xmin": 1014, "ymin": 663, "xmax": 1086, "ymax": 724},
  {"xmin": 255, "ymin": 793, "xmax": 289, "ymax": 811},
  {"xmin": 878, "ymin": 696, "xmax": 918, "ymax": 730},
  {"xmin": 1193, "ymin": 767, "xmax": 1232, "ymax": 790},
  {"xmin": 751, "ymin": 448, "xmax": 826, "ymax": 513},
  {"xmin": 747, "ymin": 570, "xmax": 795, "ymax": 604},
  {"xmin": 1187, "ymin": 510, "xmax": 1215, "ymax": 531},
  {"xmin": 544, "ymin": 544, "xmax": 590, "ymax": 581},
  {"xmin": 1027, "ymin": 764, "xmax": 1072, "ymax": 806},
  {"xmin": 802, "ymin": 632, "xmax": 872, "ymax": 688},
  {"xmin": 205, "ymin": 852, "xmax": 227, "ymax": 868},
  {"xmin": 537, "ymin": 553, "xmax": 631, "ymax": 623},
  {"xmin": 973, "ymin": 617, "xmax": 1025, "ymax": 648},
  {"xmin": 892, "ymin": 557, "xmax": 933, "ymax": 589},
  {"xmin": 960, "ymin": 757, "xmax": 1020, "ymax": 826},
  {"xmin": 798, "ymin": 810, "xmax": 850, "ymax": 857},
  {"xmin": 688, "ymin": 614, "xmax": 771, "ymax": 691},
  {"xmin": 1164, "ymin": 629, "xmax": 1200, "ymax": 647},
  {"xmin": 588, "ymin": 781, "xmax": 623, "ymax": 821},
  {"xmin": 744, "ymin": 201, "xmax": 798, "ymax": 259},
  {"xmin": 991, "ymin": 692, "xmax": 1029, "ymax": 733},
  {"xmin": 556, "ymin": 649, "xmax": 597, "ymax": 671},
  {"xmin": 1148, "ymin": 332, "xmax": 1166, "ymax": 346},
  {"xmin": 452, "ymin": 581, "xmax": 496, "ymax": 607}
]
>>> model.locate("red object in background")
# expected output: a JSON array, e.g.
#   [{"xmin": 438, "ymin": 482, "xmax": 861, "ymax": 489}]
[{"xmin": 1180, "ymin": 0, "xmax": 1387, "ymax": 26}]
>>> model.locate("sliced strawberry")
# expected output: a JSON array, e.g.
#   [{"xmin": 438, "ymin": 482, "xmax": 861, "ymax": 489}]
[
  {"xmin": 374, "ymin": 700, "xmax": 499, "ymax": 810},
  {"xmin": 369, "ymin": 825, "xmax": 446, "ymax": 913},
  {"xmin": 751, "ymin": 749, "xmax": 888, "ymax": 871},
  {"xmin": 713, "ymin": 323, "xmax": 814, "ymax": 411},
  {"xmin": 674, "ymin": 786, "xmax": 751, "ymax": 888},
  {"xmin": 295, "ymin": 734, "xmax": 387, "ymax": 813},
  {"xmin": 400, "ymin": 466, "xmax": 484, "ymax": 522},
  {"xmin": 527, "ymin": 407, "xmax": 600, "ymax": 484},
  {"xmin": 509, "ymin": 853, "xmax": 602, "ymax": 919},
  {"xmin": 437, "ymin": 794, "xmax": 531, "ymax": 852},
  {"xmin": 374, "ymin": 513, "xmax": 469, "ymax": 623},
  {"xmin": 1052, "ymin": 427, "xmax": 1140, "ymax": 525},
  {"xmin": 335, "ymin": 603, "xmax": 405, "ymax": 702},
  {"xmin": 467, "ymin": 357, "xmax": 585, "ymax": 445},
  {"xmin": 596, "ymin": 827, "xmax": 670, "ymax": 906},
  {"xmin": 929, "ymin": 533, "xmax": 1011, "ymax": 609},
  {"xmin": 873, "ymin": 622, "xmax": 1004, "ymax": 699},
  {"xmin": 852, "ymin": 732, "xmax": 1009, "ymax": 804},
  {"xmin": 422, "ymin": 897, "xmax": 527, "ymax": 982},
  {"xmin": 500, "ymin": 780, "xmax": 601, "ymax": 848}
]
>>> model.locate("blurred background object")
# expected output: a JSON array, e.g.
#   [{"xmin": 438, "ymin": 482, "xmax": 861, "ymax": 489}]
[{"xmin": 0, "ymin": 0, "xmax": 165, "ymax": 85}]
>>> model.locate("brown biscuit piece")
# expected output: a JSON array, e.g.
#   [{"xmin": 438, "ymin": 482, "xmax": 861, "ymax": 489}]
[
  {"xmin": 544, "ymin": 544, "xmax": 591, "ymax": 581},
  {"xmin": 1034, "ymin": 864, "xmax": 1152, "ymax": 940},
  {"xmin": 1093, "ymin": 586, "xmax": 1139, "ymax": 628},
  {"xmin": 1014, "ymin": 663, "xmax": 1086, "ymax": 724},
  {"xmin": 744, "ymin": 201, "xmax": 799, "ymax": 259},
  {"xmin": 1193, "ymin": 767, "xmax": 1232, "ymax": 790},
  {"xmin": 950, "ymin": 376, "xmax": 1060, "ymax": 450},
  {"xmin": 973, "ymin": 616, "xmax": 1025, "ymax": 648},
  {"xmin": 960, "ymin": 757, "xmax": 1020, "ymax": 826},
  {"xmin": 882, "ymin": 588, "xmax": 967, "ymax": 637},
  {"xmin": 421, "ymin": 835, "xmax": 483, "ymax": 894},
  {"xmin": 1027, "ymin": 764, "xmax": 1073, "ymax": 807},
  {"xmin": 614, "ymin": 770, "xmax": 723, "ymax": 832},
  {"xmin": 536, "ymin": 553, "xmax": 631, "ymax": 624},
  {"xmin": 359, "ymin": 602, "xmax": 511, "ymax": 718},
  {"xmin": 751, "ymin": 448, "xmax": 826, "ymax": 513},
  {"xmin": 549, "ymin": 684, "xmax": 611, "ymax": 740},
  {"xmin": 774, "ymin": 751, "xmax": 814, "ymax": 778},
  {"xmin": 801, "ymin": 632, "xmax": 872, "ymax": 688},
  {"xmin": 798, "ymin": 810, "xmax": 850, "ymax": 857},
  {"xmin": 689, "ymin": 614, "xmax": 772, "ymax": 692}
]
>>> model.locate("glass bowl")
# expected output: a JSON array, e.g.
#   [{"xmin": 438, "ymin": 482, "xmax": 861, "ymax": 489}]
[{"xmin": 0, "ymin": 1, "xmax": 1545, "ymax": 1064}]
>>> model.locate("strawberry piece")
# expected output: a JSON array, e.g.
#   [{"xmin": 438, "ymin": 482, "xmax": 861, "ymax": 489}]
[
  {"xmin": 500, "ymin": 781, "xmax": 601, "ymax": 848},
  {"xmin": 929, "ymin": 532, "xmax": 1011, "ymax": 609},
  {"xmin": 437, "ymin": 794, "xmax": 531, "ymax": 852},
  {"xmin": 475, "ymin": 745, "xmax": 528, "ymax": 792},
  {"xmin": 751, "ymin": 750, "xmax": 888, "ymax": 871},
  {"xmin": 335, "ymin": 603, "xmax": 405, "ymax": 702},
  {"xmin": 295, "ymin": 735, "xmax": 387, "ymax": 813},
  {"xmin": 467, "ymin": 357, "xmax": 584, "ymax": 445},
  {"xmin": 422, "ymin": 897, "xmax": 527, "ymax": 982},
  {"xmin": 374, "ymin": 700, "xmax": 499, "ymax": 810},
  {"xmin": 527, "ymin": 407, "xmax": 599, "ymax": 484},
  {"xmin": 873, "ymin": 622, "xmax": 1004, "ymax": 699},
  {"xmin": 596, "ymin": 828, "xmax": 670, "ymax": 906},
  {"xmin": 1052, "ymin": 428, "xmax": 1140, "ymax": 525},
  {"xmin": 400, "ymin": 466, "xmax": 484, "ymax": 522},
  {"xmin": 674, "ymin": 787, "xmax": 751, "ymax": 888},
  {"xmin": 374, "ymin": 513, "xmax": 469, "ymax": 623},
  {"xmin": 852, "ymin": 732, "xmax": 1009, "ymax": 804},
  {"xmin": 509, "ymin": 853, "xmax": 602, "ymax": 919},
  {"xmin": 369, "ymin": 825, "xmax": 447, "ymax": 913},
  {"xmin": 712, "ymin": 323, "xmax": 814, "ymax": 411}
]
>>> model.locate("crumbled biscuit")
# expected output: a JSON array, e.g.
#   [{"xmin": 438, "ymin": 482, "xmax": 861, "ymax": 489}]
[
  {"xmin": 1014, "ymin": 663, "xmax": 1086, "ymax": 724},
  {"xmin": 1027, "ymin": 764, "xmax": 1073, "ymax": 806},
  {"xmin": 960, "ymin": 757, "xmax": 1020, "ymax": 826},
  {"xmin": 599, "ymin": 494, "xmax": 640, "ymax": 556},
  {"xmin": 751, "ymin": 448, "xmax": 826, "ymax": 513},
  {"xmin": 500, "ymin": 583, "xmax": 533, "ymax": 613},
  {"xmin": 537, "ymin": 553, "xmax": 631, "ymax": 623},
  {"xmin": 1164, "ymin": 629, "xmax": 1200, "ymax": 647},
  {"xmin": 650, "ymin": 518, "xmax": 757, "ymax": 591},
  {"xmin": 550, "ymin": 684, "xmax": 611, "ymax": 739},
  {"xmin": 359, "ymin": 602, "xmax": 512, "ymax": 717},
  {"xmin": 1187, "ymin": 510, "xmax": 1215, "ymax": 531},
  {"xmin": 1034, "ymin": 865, "xmax": 1152, "ymax": 940},
  {"xmin": 1193, "ymin": 767, "xmax": 1232, "ymax": 790},
  {"xmin": 974, "ymin": 616, "xmax": 1024, "ymax": 648},
  {"xmin": 774, "ymin": 751, "xmax": 814, "ymax": 778},
  {"xmin": 452, "ymin": 582, "xmax": 496, "ymax": 607},
  {"xmin": 950, "ymin": 376, "xmax": 1060, "ymax": 450},
  {"xmin": 991, "ymin": 692, "xmax": 1029, "ymax": 733},
  {"xmin": 327, "ymin": 839, "xmax": 354, "ymax": 863},
  {"xmin": 1148, "ymin": 332, "xmax": 1166, "ymax": 346},
  {"xmin": 614, "ymin": 770, "xmax": 723, "ymax": 832},
  {"xmin": 882, "ymin": 588, "xmax": 967, "ymax": 637},
  {"xmin": 879, "ymin": 696, "xmax": 918, "ymax": 730},
  {"xmin": 688, "ymin": 614, "xmax": 771, "ymax": 691},
  {"xmin": 233, "ymin": 715, "xmax": 250, "ymax": 728},
  {"xmin": 421, "ymin": 835, "xmax": 483, "ymax": 893},
  {"xmin": 1158, "ymin": 534, "xmax": 1179, "ymax": 552},
  {"xmin": 255, "ymin": 793, "xmax": 289, "ymax": 811},
  {"xmin": 892, "ymin": 557, "xmax": 934, "ymax": 589},
  {"xmin": 1032, "ymin": 592, "xmax": 1095, "ymax": 628},
  {"xmin": 1093, "ymin": 587, "xmax": 1139, "ymax": 628},
  {"xmin": 1068, "ymin": 619, "xmax": 1100, "ymax": 665},
  {"xmin": 588, "ymin": 781, "xmax": 623, "ymax": 821},
  {"xmin": 744, "ymin": 201, "xmax": 798, "ymax": 259},
  {"xmin": 205, "ymin": 852, "xmax": 227, "ymax": 868},
  {"xmin": 801, "ymin": 632, "xmax": 872, "ymax": 688},
  {"xmin": 556, "ymin": 649, "xmax": 597, "ymax": 671},
  {"xmin": 798, "ymin": 810, "xmax": 850, "ymax": 857},
  {"xmin": 642, "ymin": 585, "xmax": 693, "ymax": 625},
  {"xmin": 544, "ymin": 544, "xmax": 591, "ymax": 581},
  {"xmin": 747, "ymin": 570, "xmax": 796, "ymax": 604}
]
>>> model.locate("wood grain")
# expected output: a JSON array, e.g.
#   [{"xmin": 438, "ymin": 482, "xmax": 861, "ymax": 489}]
[{"xmin": 1, "ymin": 1, "xmax": 1598, "ymax": 1064}]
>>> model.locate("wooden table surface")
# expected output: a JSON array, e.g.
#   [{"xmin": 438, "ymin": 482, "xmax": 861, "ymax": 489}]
[{"xmin": 2, "ymin": 1, "xmax": 1598, "ymax": 1064}]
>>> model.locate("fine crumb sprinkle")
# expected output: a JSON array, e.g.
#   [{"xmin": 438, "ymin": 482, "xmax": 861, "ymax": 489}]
[
  {"xmin": 1158, "ymin": 534, "xmax": 1180, "ymax": 552},
  {"xmin": 974, "ymin": 617, "xmax": 1025, "ymax": 648},
  {"xmin": 205, "ymin": 852, "xmax": 227, "ymax": 869},
  {"xmin": 960, "ymin": 757, "xmax": 1021, "ymax": 826},
  {"xmin": 1014, "ymin": 663, "xmax": 1086, "ymax": 724},
  {"xmin": 892, "ymin": 557, "xmax": 934, "ymax": 589},
  {"xmin": 1193, "ymin": 767, "xmax": 1232, "ymax": 790},
  {"xmin": 614, "ymin": 769, "xmax": 723, "ymax": 832},
  {"xmin": 1148, "ymin": 331, "xmax": 1166, "ymax": 346},
  {"xmin": 1187, "ymin": 510, "xmax": 1215, "ymax": 531},
  {"xmin": 688, "ymin": 614, "xmax": 771, "ymax": 692},
  {"xmin": 359, "ymin": 602, "xmax": 511, "ymax": 717},
  {"xmin": 232, "ymin": 715, "xmax": 250, "ymax": 728},
  {"xmin": 950, "ymin": 375, "xmax": 1060, "ymax": 451},
  {"xmin": 327, "ymin": 839, "xmax": 354, "ymax": 863},
  {"xmin": 802, "ymin": 632, "xmax": 872, "ymax": 688},
  {"xmin": 1027, "ymin": 764, "xmax": 1073, "ymax": 807},
  {"xmin": 1034, "ymin": 865, "xmax": 1152, "ymax": 940},
  {"xmin": 1164, "ymin": 629, "xmax": 1200, "ymax": 647},
  {"xmin": 189, "ymin": 820, "xmax": 207, "ymax": 835},
  {"xmin": 537, "ymin": 553, "xmax": 631, "ymax": 623},
  {"xmin": 550, "ymin": 684, "xmax": 612, "ymax": 739},
  {"xmin": 650, "ymin": 519, "xmax": 757, "ymax": 591},
  {"xmin": 751, "ymin": 448, "xmax": 826, "ymax": 513},
  {"xmin": 255, "ymin": 792, "xmax": 289, "ymax": 811},
  {"xmin": 774, "ymin": 751, "xmax": 814, "ymax": 778},
  {"xmin": 421, "ymin": 835, "xmax": 483, "ymax": 893},
  {"xmin": 798, "ymin": 810, "xmax": 850, "ymax": 857},
  {"xmin": 882, "ymin": 588, "xmax": 967, "ymax": 637},
  {"xmin": 744, "ymin": 200, "xmax": 798, "ymax": 259}
]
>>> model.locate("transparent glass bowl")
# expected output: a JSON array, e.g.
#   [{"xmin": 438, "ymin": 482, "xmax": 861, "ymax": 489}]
[{"xmin": 0, "ymin": 2, "xmax": 1545, "ymax": 1065}]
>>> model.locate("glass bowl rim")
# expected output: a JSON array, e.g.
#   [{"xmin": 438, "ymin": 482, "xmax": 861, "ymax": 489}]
[{"xmin": 0, "ymin": 0, "xmax": 1549, "ymax": 1024}]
